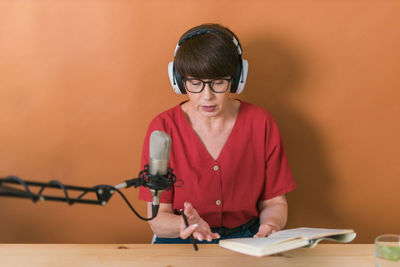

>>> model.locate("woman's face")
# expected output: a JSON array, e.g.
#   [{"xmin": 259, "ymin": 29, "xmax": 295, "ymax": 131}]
[{"xmin": 185, "ymin": 78, "xmax": 232, "ymax": 118}]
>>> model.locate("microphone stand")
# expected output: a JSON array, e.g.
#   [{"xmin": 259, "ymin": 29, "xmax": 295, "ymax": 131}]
[
  {"xmin": 0, "ymin": 165, "xmax": 178, "ymax": 221},
  {"xmin": 0, "ymin": 176, "xmax": 114, "ymax": 206}
]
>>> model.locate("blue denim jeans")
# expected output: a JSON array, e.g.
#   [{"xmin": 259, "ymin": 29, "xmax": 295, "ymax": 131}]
[{"xmin": 153, "ymin": 218, "xmax": 260, "ymax": 244}]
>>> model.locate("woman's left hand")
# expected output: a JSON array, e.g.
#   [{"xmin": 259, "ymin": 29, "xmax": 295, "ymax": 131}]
[
  {"xmin": 254, "ymin": 195, "xmax": 288, "ymax": 238},
  {"xmin": 253, "ymin": 223, "xmax": 278, "ymax": 238}
]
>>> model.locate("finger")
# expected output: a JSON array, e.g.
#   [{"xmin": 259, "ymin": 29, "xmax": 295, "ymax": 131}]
[
  {"xmin": 179, "ymin": 224, "xmax": 198, "ymax": 239},
  {"xmin": 183, "ymin": 202, "xmax": 196, "ymax": 217},
  {"xmin": 211, "ymin": 232, "xmax": 220, "ymax": 239},
  {"xmin": 193, "ymin": 231, "xmax": 204, "ymax": 242},
  {"xmin": 253, "ymin": 231, "xmax": 264, "ymax": 238},
  {"xmin": 206, "ymin": 234, "xmax": 212, "ymax": 242},
  {"xmin": 253, "ymin": 224, "xmax": 272, "ymax": 238},
  {"xmin": 204, "ymin": 231, "xmax": 220, "ymax": 241}
]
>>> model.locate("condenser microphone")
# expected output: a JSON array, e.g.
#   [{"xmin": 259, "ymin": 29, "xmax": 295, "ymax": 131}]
[
  {"xmin": 148, "ymin": 130, "xmax": 171, "ymax": 216},
  {"xmin": 114, "ymin": 130, "xmax": 173, "ymax": 218}
]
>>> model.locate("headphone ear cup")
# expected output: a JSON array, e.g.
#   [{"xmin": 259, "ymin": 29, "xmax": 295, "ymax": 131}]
[
  {"xmin": 235, "ymin": 59, "xmax": 248, "ymax": 94},
  {"xmin": 168, "ymin": 62, "xmax": 186, "ymax": 94},
  {"xmin": 230, "ymin": 59, "xmax": 241, "ymax": 93}
]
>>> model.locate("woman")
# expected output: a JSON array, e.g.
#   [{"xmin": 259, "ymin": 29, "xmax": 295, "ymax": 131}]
[{"xmin": 139, "ymin": 23, "xmax": 296, "ymax": 244}]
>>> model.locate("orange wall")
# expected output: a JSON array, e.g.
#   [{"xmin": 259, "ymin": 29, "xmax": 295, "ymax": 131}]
[{"xmin": 0, "ymin": 0, "xmax": 399, "ymax": 243}]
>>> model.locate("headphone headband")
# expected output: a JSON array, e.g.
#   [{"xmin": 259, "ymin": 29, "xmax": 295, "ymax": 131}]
[{"xmin": 177, "ymin": 28, "xmax": 242, "ymax": 55}]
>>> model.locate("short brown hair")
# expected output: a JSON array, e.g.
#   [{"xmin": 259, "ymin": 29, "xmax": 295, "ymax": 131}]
[{"xmin": 174, "ymin": 23, "xmax": 241, "ymax": 80}]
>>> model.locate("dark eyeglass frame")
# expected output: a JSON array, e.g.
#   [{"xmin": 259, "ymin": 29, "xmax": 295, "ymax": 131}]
[{"xmin": 183, "ymin": 78, "xmax": 233, "ymax": 93}]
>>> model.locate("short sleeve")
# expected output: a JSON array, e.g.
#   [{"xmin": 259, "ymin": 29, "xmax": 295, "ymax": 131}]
[
  {"xmin": 261, "ymin": 117, "xmax": 296, "ymax": 200},
  {"xmin": 138, "ymin": 116, "xmax": 174, "ymax": 203}
]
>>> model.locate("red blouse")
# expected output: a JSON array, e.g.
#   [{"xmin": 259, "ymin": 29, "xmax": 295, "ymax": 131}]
[{"xmin": 139, "ymin": 100, "xmax": 296, "ymax": 228}]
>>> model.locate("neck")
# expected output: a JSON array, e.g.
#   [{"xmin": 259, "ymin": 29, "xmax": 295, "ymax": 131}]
[{"xmin": 182, "ymin": 98, "xmax": 240, "ymax": 133}]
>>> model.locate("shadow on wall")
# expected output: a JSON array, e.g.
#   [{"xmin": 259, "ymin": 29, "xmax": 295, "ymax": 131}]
[{"xmin": 243, "ymin": 34, "xmax": 346, "ymax": 229}]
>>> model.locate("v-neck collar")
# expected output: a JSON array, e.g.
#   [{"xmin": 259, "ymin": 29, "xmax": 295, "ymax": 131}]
[{"xmin": 178, "ymin": 99, "xmax": 244, "ymax": 162}]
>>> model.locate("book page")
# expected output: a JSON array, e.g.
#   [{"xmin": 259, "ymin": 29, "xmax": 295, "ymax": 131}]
[
  {"xmin": 221, "ymin": 234, "xmax": 305, "ymax": 248},
  {"xmin": 268, "ymin": 227, "xmax": 354, "ymax": 240}
]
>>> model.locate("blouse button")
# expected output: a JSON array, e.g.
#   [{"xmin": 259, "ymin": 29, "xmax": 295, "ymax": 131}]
[
  {"xmin": 213, "ymin": 165, "xmax": 219, "ymax": 171},
  {"xmin": 216, "ymin": 200, "xmax": 221, "ymax": 205}
]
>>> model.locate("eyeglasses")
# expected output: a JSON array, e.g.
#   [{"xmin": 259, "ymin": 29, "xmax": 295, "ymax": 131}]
[{"xmin": 183, "ymin": 78, "xmax": 233, "ymax": 93}]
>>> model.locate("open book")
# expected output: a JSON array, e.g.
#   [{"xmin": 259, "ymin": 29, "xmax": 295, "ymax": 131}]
[{"xmin": 219, "ymin": 227, "xmax": 356, "ymax": 257}]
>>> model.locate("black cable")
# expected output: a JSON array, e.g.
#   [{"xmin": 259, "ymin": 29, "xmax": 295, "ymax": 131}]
[
  {"xmin": 49, "ymin": 180, "xmax": 73, "ymax": 205},
  {"xmin": 4, "ymin": 176, "xmax": 37, "ymax": 203},
  {"xmin": 94, "ymin": 184, "xmax": 157, "ymax": 221}
]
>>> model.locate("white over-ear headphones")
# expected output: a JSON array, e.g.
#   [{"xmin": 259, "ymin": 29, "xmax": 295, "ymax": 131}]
[{"xmin": 168, "ymin": 28, "xmax": 248, "ymax": 94}]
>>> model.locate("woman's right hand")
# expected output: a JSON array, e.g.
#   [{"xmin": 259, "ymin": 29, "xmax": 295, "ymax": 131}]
[{"xmin": 179, "ymin": 202, "xmax": 220, "ymax": 242}]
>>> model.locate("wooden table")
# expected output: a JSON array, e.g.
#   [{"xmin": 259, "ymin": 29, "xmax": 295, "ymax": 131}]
[{"xmin": 0, "ymin": 244, "xmax": 374, "ymax": 266}]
